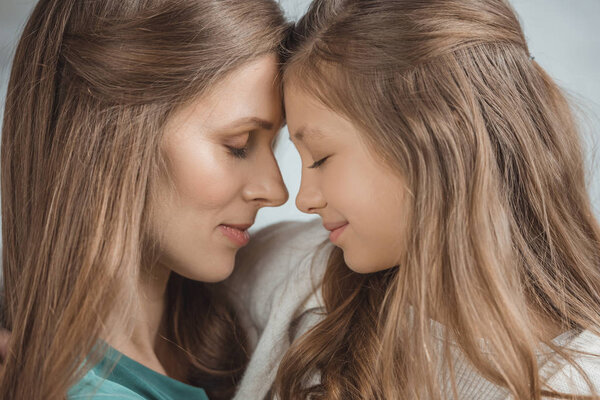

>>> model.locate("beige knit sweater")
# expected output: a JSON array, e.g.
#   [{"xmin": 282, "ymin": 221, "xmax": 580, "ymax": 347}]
[{"xmin": 223, "ymin": 219, "xmax": 600, "ymax": 400}]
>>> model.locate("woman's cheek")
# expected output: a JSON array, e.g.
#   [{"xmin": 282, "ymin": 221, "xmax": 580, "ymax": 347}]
[{"xmin": 171, "ymin": 143, "xmax": 240, "ymax": 208}]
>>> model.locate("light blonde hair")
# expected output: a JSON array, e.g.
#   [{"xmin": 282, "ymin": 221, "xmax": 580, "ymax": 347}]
[
  {"xmin": 275, "ymin": 0, "xmax": 600, "ymax": 399},
  {"xmin": 0, "ymin": 0, "xmax": 287, "ymax": 398}
]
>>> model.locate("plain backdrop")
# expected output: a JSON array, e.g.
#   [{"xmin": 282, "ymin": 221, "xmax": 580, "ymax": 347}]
[{"xmin": 1, "ymin": 0, "xmax": 599, "ymax": 232}]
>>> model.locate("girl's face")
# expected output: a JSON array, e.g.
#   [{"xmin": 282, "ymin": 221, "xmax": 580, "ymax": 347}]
[
  {"xmin": 285, "ymin": 84, "xmax": 407, "ymax": 273},
  {"xmin": 154, "ymin": 55, "xmax": 288, "ymax": 282}
]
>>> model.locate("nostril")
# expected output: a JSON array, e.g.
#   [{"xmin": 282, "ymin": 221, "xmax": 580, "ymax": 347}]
[
  {"xmin": 295, "ymin": 186, "xmax": 326, "ymax": 213},
  {"xmin": 295, "ymin": 198, "xmax": 313, "ymax": 214}
]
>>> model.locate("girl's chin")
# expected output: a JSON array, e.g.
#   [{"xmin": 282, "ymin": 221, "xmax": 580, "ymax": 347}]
[{"xmin": 343, "ymin": 251, "xmax": 397, "ymax": 274}]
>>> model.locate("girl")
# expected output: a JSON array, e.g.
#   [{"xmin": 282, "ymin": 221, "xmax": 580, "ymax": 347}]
[
  {"xmin": 0, "ymin": 0, "xmax": 288, "ymax": 398},
  {"xmin": 226, "ymin": 0, "xmax": 600, "ymax": 399}
]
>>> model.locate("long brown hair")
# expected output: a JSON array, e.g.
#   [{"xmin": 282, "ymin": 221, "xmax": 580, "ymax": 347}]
[
  {"xmin": 276, "ymin": 0, "xmax": 600, "ymax": 399},
  {"xmin": 0, "ymin": 0, "xmax": 287, "ymax": 398}
]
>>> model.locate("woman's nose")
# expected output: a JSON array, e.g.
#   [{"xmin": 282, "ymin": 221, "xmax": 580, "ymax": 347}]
[{"xmin": 242, "ymin": 154, "xmax": 288, "ymax": 207}]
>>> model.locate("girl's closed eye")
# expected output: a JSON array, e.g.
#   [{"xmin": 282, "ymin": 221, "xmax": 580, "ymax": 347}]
[{"xmin": 227, "ymin": 144, "xmax": 249, "ymax": 159}]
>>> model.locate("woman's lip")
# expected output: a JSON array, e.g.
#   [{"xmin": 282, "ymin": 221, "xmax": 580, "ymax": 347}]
[
  {"xmin": 327, "ymin": 223, "xmax": 348, "ymax": 243},
  {"xmin": 218, "ymin": 224, "xmax": 251, "ymax": 247},
  {"xmin": 221, "ymin": 223, "xmax": 253, "ymax": 231}
]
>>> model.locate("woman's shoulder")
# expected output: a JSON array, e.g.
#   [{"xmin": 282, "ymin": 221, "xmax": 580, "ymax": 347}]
[
  {"xmin": 68, "ymin": 367, "xmax": 144, "ymax": 400},
  {"xmin": 69, "ymin": 348, "xmax": 210, "ymax": 400}
]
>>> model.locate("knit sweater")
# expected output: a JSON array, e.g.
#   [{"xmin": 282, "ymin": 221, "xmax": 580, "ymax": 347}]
[{"xmin": 223, "ymin": 219, "xmax": 600, "ymax": 399}]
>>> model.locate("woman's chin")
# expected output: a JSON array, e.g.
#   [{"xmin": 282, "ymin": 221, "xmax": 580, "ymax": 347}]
[{"xmin": 168, "ymin": 253, "xmax": 237, "ymax": 283}]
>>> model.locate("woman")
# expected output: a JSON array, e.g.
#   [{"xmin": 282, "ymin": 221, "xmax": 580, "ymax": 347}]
[
  {"xmin": 227, "ymin": 0, "xmax": 600, "ymax": 399},
  {"xmin": 0, "ymin": 0, "xmax": 288, "ymax": 398}
]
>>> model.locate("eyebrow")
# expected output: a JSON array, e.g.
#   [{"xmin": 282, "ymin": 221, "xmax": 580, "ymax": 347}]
[
  {"xmin": 216, "ymin": 117, "xmax": 275, "ymax": 133},
  {"xmin": 291, "ymin": 126, "xmax": 326, "ymax": 142}
]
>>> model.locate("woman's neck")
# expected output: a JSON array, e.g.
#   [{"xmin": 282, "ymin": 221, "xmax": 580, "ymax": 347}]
[{"xmin": 108, "ymin": 263, "xmax": 173, "ymax": 376}]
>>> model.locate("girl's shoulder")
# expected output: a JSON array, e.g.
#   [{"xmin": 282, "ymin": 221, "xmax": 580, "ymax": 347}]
[
  {"xmin": 542, "ymin": 330, "xmax": 600, "ymax": 397},
  {"xmin": 227, "ymin": 220, "xmax": 333, "ymax": 400},
  {"xmin": 238, "ymin": 218, "xmax": 330, "ymax": 273},
  {"xmin": 223, "ymin": 219, "xmax": 332, "ymax": 339}
]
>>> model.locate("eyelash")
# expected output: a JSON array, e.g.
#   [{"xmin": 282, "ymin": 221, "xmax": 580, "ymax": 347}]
[
  {"xmin": 308, "ymin": 156, "xmax": 329, "ymax": 169},
  {"xmin": 226, "ymin": 145, "xmax": 248, "ymax": 159}
]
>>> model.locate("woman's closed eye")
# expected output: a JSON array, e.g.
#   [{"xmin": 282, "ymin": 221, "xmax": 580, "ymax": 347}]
[
  {"xmin": 308, "ymin": 156, "xmax": 330, "ymax": 169},
  {"xmin": 224, "ymin": 132, "xmax": 251, "ymax": 159}
]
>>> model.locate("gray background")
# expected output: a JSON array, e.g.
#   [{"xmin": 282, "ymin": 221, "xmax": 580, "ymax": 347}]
[{"xmin": 1, "ymin": 0, "xmax": 599, "ymax": 230}]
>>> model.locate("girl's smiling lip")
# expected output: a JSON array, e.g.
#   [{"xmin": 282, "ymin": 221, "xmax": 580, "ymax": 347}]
[{"xmin": 323, "ymin": 221, "xmax": 349, "ymax": 243}]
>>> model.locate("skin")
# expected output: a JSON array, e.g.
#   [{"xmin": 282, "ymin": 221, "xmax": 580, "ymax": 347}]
[
  {"xmin": 111, "ymin": 54, "xmax": 288, "ymax": 378},
  {"xmin": 285, "ymin": 83, "xmax": 408, "ymax": 274}
]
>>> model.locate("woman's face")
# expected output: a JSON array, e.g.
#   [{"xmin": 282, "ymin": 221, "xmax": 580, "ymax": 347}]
[
  {"xmin": 285, "ymin": 83, "xmax": 407, "ymax": 274},
  {"xmin": 154, "ymin": 55, "xmax": 288, "ymax": 282}
]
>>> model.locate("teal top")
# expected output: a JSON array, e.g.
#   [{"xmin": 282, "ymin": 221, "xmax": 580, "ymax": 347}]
[{"xmin": 68, "ymin": 347, "xmax": 210, "ymax": 400}]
